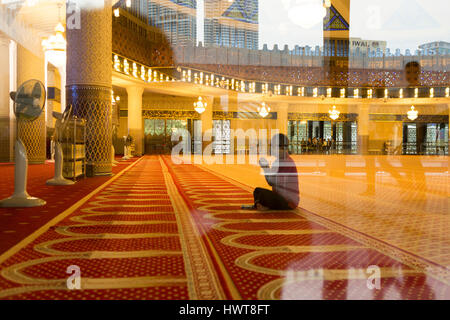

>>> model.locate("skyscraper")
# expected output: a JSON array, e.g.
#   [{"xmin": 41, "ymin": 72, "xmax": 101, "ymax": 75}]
[
  {"xmin": 116, "ymin": 0, "xmax": 149, "ymax": 22},
  {"xmin": 148, "ymin": 0, "xmax": 198, "ymax": 46},
  {"xmin": 204, "ymin": 0, "xmax": 259, "ymax": 50}
]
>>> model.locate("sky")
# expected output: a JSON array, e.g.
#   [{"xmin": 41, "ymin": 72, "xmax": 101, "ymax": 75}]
[{"xmin": 258, "ymin": 0, "xmax": 450, "ymax": 51}]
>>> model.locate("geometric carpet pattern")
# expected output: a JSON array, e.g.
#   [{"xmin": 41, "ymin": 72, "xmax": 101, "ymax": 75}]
[
  {"xmin": 162, "ymin": 157, "xmax": 450, "ymax": 300},
  {"xmin": 0, "ymin": 156, "xmax": 448, "ymax": 299},
  {"xmin": 0, "ymin": 159, "xmax": 137, "ymax": 254},
  {"xmin": 0, "ymin": 157, "xmax": 222, "ymax": 299}
]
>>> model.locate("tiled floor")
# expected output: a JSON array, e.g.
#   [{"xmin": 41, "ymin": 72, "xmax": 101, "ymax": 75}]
[{"xmin": 200, "ymin": 155, "xmax": 449, "ymax": 268}]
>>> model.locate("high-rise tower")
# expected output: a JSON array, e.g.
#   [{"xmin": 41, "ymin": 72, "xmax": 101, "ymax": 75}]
[
  {"xmin": 116, "ymin": 0, "xmax": 149, "ymax": 21},
  {"xmin": 204, "ymin": 0, "xmax": 259, "ymax": 50},
  {"xmin": 148, "ymin": 0, "xmax": 198, "ymax": 46}
]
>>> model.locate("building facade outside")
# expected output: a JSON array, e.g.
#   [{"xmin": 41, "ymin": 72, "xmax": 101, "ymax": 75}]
[
  {"xmin": 204, "ymin": 0, "xmax": 259, "ymax": 50},
  {"xmin": 148, "ymin": 0, "xmax": 197, "ymax": 46},
  {"xmin": 117, "ymin": 0, "xmax": 149, "ymax": 21},
  {"xmin": 418, "ymin": 41, "xmax": 450, "ymax": 55},
  {"xmin": 349, "ymin": 37, "xmax": 387, "ymax": 55}
]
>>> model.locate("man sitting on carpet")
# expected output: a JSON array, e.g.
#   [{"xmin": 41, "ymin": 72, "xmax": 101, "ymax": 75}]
[{"xmin": 242, "ymin": 133, "xmax": 299, "ymax": 211}]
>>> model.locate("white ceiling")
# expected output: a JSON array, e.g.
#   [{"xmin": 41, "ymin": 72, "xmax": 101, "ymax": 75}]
[
  {"xmin": 1, "ymin": 0, "xmax": 65, "ymax": 39},
  {"xmin": 1, "ymin": 0, "xmax": 121, "ymax": 40}
]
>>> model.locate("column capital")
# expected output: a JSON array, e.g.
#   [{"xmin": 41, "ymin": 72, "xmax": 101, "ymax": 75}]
[{"xmin": 126, "ymin": 86, "xmax": 145, "ymax": 96}]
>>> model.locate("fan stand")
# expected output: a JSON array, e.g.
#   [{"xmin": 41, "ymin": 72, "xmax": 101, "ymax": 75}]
[
  {"xmin": 46, "ymin": 142, "xmax": 75, "ymax": 185},
  {"xmin": 112, "ymin": 145, "xmax": 119, "ymax": 166},
  {"xmin": 122, "ymin": 145, "xmax": 130, "ymax": 160},
  {"xmin": 122, "ymin": 136, "xmax": 130, "ymax": 160},
  {"xmin": 0, "ymin": 139, "xmax": 46, "ymax": 207}
]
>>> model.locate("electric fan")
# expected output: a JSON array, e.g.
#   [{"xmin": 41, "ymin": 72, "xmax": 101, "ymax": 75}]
[
  {"xmin": 0, "ymin": 79, "xmax": 47, "ymax": 207},
  {"xmin": 46, "ymin": 104, "xmax": 75, "ymax": 185}
]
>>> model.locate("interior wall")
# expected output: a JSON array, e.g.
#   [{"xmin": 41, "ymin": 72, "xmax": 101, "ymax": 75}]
[
  {"xmin": 113, "ymin": 117, "xmax": 129, "ymax": 155},
  {"xmin": 16, "ymin": 44, "xmax": 46, "ymax": 163},
  {"xmin": 118, "ymin": 117, "xmax": 128, "ymax": 137},
  {"xmin": 368, "ymin": 121, "xmax": 403, "ymax": 150},
  {"xmin": 115, "ymin": 91, "xmax": 448, "ymax": 155},
  {"xmin": 230, "ymin": 118, "xmax": 278, "ymax": 133},
  {"xmin": 289, "ymin": 103, "xmax": 359, "ymax": 114},
  {"xmin": 370, "ymin": 103, "xmax": 448, "ymax": 115}
]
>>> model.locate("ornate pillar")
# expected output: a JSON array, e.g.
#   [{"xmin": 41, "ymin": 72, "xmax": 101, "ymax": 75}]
[
  {"xmin": 66, "ymin": 1, "xmax": 112, "ymax": 175},
  {"xmin": 126, "ymin": 86, "xmax": 144, "ymax": 156},
  {"xmin": 358, "ymin": 104, "xmax": 370, "ymax": 154},
  {"xmin": 16, "ymin": 44, "xmax": 46, "ymax": 164}
]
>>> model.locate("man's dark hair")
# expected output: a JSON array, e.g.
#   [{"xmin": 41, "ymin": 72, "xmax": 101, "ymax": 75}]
[
  {"xmin": 405, "ymin": 61, "xmax": 421, "ymax": 86},
  {"xmin": 405, "ymin": 61, "xmax": 420, "ymax": 69},
  {"xmin": 272, "ymin": 133, "xmax": 289, "ymax": 147}
]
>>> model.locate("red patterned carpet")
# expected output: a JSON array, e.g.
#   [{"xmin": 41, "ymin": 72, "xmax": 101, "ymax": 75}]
[
  {"xmin": 0, "ymin": 155, "xmax": 448, "ymax": 300},
  {"xmin": 161, "ymin": 156, "xmax": 450, "ymax": 300},
  {"xmin": 0, "ymin": 158, "xmax": 137, "ymax": 254}
]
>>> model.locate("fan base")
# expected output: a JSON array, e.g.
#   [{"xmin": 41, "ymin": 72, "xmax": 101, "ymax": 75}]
[
  {"xmin": 95, "ymin": 172, "xmax": 113, "ymax": 177},
  {"xmin": 0, "ymin": 195, "xmax": 46, "ymax": 208},
  {"xmin": 46, "ymin": 178, "xmax": 75, "ymax": 186}
]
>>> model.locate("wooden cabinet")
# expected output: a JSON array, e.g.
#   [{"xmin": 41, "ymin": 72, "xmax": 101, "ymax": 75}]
[{"xmin": 62, "ymin": 118, "xmax": 86, "ymax": 180}]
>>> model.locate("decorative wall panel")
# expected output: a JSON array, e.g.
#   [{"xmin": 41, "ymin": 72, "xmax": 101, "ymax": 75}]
[
  {"xmin": 369, "ymin": 114, "xmax": 449, "ymax": 123},
  {"xmin": 112, "ymin": 10, "xmax": 174, "ymax": 68},
  {"xmin": 288, "ymin": 113, "xmax": 358, "ymax": 122},
  {"xmin": 18, "ymin": 113, "xmax": 46, "ymax": 164}
]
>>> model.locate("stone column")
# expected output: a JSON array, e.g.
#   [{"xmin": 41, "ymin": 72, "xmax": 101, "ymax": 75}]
[
  {"xmin": 59, "ymin": 66, "xmax": 66, "ymax": 113},
  {"xmin": 228, "ymin": 91, "xmax": 238, "ymax": 112},
  {"xmin": 16, "ymin": 44, "xmax": 46, "ymax": 164},
  {"xmin": 276, "ymin": 103, "xmax": 289, "ymax": 135},
  {"xmin": 227, "ymin": 92, "xmax": 238, "ymax": 154},
  {"xmin": 0, "ymin": 35, "xmax": 12, "ymax": 162},
  {"xmin": 46, "ymin": 66, "xmax": 56, "ymax": 127},
  {"xmin": 358, "ymin": 104, "xmax": 370, "ymax": 154},
  {"xmin": 201, "ymin": 96, "xmax": 214, "ymax": 151},
  {"xmin": 126, "ymin": 86, "xmax": 144, "ymax": 156},
  {"xmin": 66, "ymin": 1, "xmax": 112, "ymax": 176}
]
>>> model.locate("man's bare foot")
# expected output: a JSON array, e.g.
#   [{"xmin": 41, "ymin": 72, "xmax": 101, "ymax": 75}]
[{"xmin": 256, "ymin": 203, "xmax": 269, "ymax": 211}]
